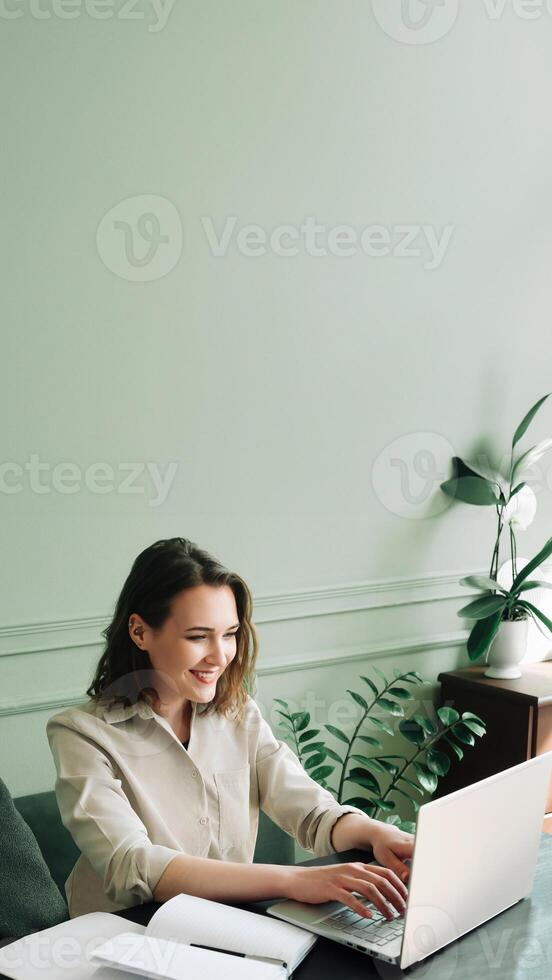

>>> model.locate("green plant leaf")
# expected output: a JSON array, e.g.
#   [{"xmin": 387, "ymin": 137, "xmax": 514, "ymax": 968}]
[
  {"xmin": 517, "ymin": 580, "xmax": 552, "ymax": 593},
  {"xmin": 373, "ymin": 799, "xmax": 396, "ymax": 811},
  {"xmin": 460, "ymin": 716, "xmax": 486, "ymax": 737},
  {"xmin": 391, "ymin": 787, "xmax": 414, "ymax": 802},
  {"xmin": 466, "ymin": 611, "xmax": 503, "ymax": 661},
  {"xmin": 512, "ymin": 393, "xmax": 551, "ymax": 449},
  {"xmin": 370, "ymin": 716, "xmax": 395, "ymax": 736},
  {"xmin": 401, "ymin": 821, "xmax": 417, "ymax": 834},
  {"xmin": 311, "ymin": 765, "xmax": 335, "ymax": 781},
  {"xmin": 461, "ymin": 711, "xmax": 486, "ymax": 727},
  {"xmin": 302, "ymin": 741, "xmax": 327, "ymax": 755},
  {"xmin": 517, "ymin": 600, "xmax": 552, "ymax": 634},
  {"xmin": 349, "ymin": 755, "xmax": 385, "ymax": 773},
  {"xmin": 324, "ymin": 724, "xmax": 350, "ymax": 745},
  {"xmin": 457, "ymin": 595, "xmax": 507, "ymax": 620},
  {"xmin": 397, "ymin": 775, "xmax": 425, "ymax": 795},
  {"xmin": 346, "ymin": 768, "xmax": 381, "ymax": 795},
  {"xmin": 378, "ymin": 698, "xmax": 404, "ymax": 717},
  {"xmin": 440, "ymin": 475, "xmax": 499, "ymax": 505},
  {"xmin": 325, "ymin": 747, "xmax": 344, "ymax": 764},
  {"xmin": 451, "ymin": 456, "xmax": 487, "ymax": 480},
  {"xmin": 375, "ymin": 758, "xmax": 401, "ymax": 775},
  {"xmin": 273, "ymin": 699, "xmax": 290, "ymax": 709},
  {"xmin": 511, "ymin": 536, "xmax": 552, "ymax": 592},
  {"xmin": 437, "ymin": 706, "xmax": 460, "ymax": 726},
  {"xmin": 413, "ymin": 761, "xmax": 438, "ymax": 793},
  {"xmin": 413, "ymin": 713, "xmax": 438, "ymax": 736},
  {"xmin": 298, "ymin": 729, "xmax": 320, "ymax": 744},
  {"xmin": 443, "ymin": 734, "xmax": 463, "ymax": 760},
  {"xmin": 509, "ymin": 481, "xmax": 527, "ymax": 498},
  {"xmin": 401, "ymin": 670, "xmax": 424, "ymax": 684},
  {"xmin": 276, "ymin": 721, "xmax": 294, "ymax": 734},
  {"xmin": 291, "ymin": 711, "xmax": 310, "ymax": 731},
  {"xmin": 305, "ymin": 751, "xmax": 327, "ymax": 769},
  {"xmin": 275, "ymin": 709, "xmax": 292, "ymax": 723},
  {"xmin": 384, "ymin": 813, "xmax": 403, "ymax": 826},
  {"xmin": 360, "ymin": 675, "xmax": 379, "ymax": 696},
  {"xmin": 343, "ymin": 797, "xmax": 377, "ymax": 812},
  {"xmin": 451, "ymin": 723, "xmax": 475, "ymax": 746},
  {"xmin": 347, "ymin": 690, "xmax": 368, "ymax": 710},
  {"xmin": 512, "ymin": 438, "xmax": 552, "ymax": 482},
  {"xmin": 356, "ymin": 734, "xmax": 382, "ymax": 749},
  {"xmin": 459, "ymin": 574, "xmax": 507, "ymax": 594},
  {"xmin": 398, "ymin": 718, "xmax": 425, "ymax": 745},
  {"xmin": 410, "ymin": 799, "xmax": 421, "ymax": 813},
  {"xmin": 372, "ymin": 665, "xmax": 388, "ymax": 685},
  {"xmin": 388, "ymin": 686, "xmax": 413, "ymax": 700},
  {"xmin": 425, "ymin": 748, "xmax": 451, "ymax": 776}
]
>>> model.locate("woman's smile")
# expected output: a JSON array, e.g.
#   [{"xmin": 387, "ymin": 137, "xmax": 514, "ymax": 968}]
[{"xmin": 189, "ymin": 669, "xmax": 218, "ymax": 684}]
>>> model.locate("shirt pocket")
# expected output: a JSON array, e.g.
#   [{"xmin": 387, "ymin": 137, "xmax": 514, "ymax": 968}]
[{"xmin": 213, "ymin": 765, "xmax": 251, "ymax": 851}]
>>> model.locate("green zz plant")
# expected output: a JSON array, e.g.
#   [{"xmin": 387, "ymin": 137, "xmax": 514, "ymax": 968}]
[{"xmin": 273, "ymin": 665, "xmax": 486, "ymax": 834}]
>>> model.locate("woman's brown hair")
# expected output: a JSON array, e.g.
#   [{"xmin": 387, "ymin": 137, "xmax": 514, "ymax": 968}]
[{"xmin": 86, "ymin": 537, "xmax": 259, "ymax": 724}]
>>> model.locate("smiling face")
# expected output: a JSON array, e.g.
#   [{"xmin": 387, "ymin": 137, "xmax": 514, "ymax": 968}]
[{"xmin": 128, "ymin": 584, "xmax": 240, "ymax": 708}]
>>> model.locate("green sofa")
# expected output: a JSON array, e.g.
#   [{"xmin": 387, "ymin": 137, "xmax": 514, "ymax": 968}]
[{"xmin": 12, "ymin": 789, "xmax": 295, "ymax": 904}]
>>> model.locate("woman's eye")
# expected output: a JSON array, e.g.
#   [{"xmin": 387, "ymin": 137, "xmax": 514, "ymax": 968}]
[{"xmin": 189, "ymin": 633, "xmax": 237, "ymax": 641}]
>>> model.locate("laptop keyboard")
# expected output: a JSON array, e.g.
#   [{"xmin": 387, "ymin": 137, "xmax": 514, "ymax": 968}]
[{"xmin": 319, "ymin": 898, "xmax": 405, "ymax": 948}]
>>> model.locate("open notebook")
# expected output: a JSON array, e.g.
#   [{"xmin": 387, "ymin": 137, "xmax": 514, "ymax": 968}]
[{"xmin": 0, "ymin": 893, "xmax": 318, "ymax": 980}]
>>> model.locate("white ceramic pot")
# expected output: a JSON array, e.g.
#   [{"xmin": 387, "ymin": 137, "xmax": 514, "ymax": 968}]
[{"xmin": 484, "ymin": 618, "xmax": 529, "ymax": 679}]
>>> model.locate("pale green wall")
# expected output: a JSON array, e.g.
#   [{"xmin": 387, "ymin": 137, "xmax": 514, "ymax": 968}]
[{"xmin": 2, "ymin": 4, "xmax": 552, "ymax": 854}]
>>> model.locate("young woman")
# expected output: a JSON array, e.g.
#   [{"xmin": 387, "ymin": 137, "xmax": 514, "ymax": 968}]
[{"xmin": 47, "ymin": 538, "xmax": 413, "ymax": 920}]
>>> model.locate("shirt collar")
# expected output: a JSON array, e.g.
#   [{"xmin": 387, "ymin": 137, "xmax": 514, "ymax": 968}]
[{"xmin": 98, "ymin": 698, "xmax": 198, "ymax": 726}]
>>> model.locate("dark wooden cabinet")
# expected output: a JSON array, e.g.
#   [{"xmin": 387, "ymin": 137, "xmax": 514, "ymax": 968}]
[{"xmin": 436, "ymin": 663, "xmax": 552, "ymax": 830}]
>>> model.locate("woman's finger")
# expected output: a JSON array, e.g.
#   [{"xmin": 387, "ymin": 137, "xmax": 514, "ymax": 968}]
[
  {"xmin": 340, "ymin": 876, "xmax": 400, "ymax": 920},
  {"xmin": 362, "ymin": 873, "xmax": 407, "ymax": 914},
  {"xmin": 377, "ymin": 847, "xmax": 411, "ymax": 883},
  {"xmin": 364, "ymin": 863, "xmax": 408, "ymax": 901},
  {"xmin": 334, "ymin": 887, "xmax": 375, "ymax": 920}
]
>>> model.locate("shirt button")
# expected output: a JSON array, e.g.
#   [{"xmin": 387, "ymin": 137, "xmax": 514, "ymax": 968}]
[
  {"xmin": 191, "ymin": 770, "xmax": 198, "ymax": 778},
  {"xmin": 199, "ymin": 816, "xmax": 208, "ymax": 825}
]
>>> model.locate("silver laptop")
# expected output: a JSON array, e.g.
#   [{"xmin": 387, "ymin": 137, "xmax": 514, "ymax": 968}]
[{"xmin": 267, "ymin": 751, "xmax": 552, "ymax": 970}]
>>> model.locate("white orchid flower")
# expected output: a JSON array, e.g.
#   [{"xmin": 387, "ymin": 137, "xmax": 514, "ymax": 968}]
[{"xmin": 501, "ymin": 484, "xmax": 537, "ymax": 530}]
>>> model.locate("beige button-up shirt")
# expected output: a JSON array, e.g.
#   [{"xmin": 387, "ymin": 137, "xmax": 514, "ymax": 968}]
[{"xmin": 46, "ymin": 694, "xmax": 366, "ymax": 917}]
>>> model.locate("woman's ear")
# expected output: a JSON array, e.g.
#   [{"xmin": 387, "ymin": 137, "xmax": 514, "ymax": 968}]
[{"xmin": 128, "ymin": 616, "xmax": 146, "ymax": 646}]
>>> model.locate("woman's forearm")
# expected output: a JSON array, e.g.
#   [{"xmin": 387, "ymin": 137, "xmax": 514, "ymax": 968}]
[
  {"xmin": 152, "ymin": 853, "xmax": 296, "ymax": 904},
  {"xmin": 330, "ymin": 813, "xmax": 379, "ymax": 852}
]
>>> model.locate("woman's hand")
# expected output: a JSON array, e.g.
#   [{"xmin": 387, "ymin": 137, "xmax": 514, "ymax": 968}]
[
  {"xmin": 287, "ymin": 862, "xmax": 408, "ymax": 921},
  {"xmin": 368, "ymin": 823, "xmax": 415, "ymax": 884}
]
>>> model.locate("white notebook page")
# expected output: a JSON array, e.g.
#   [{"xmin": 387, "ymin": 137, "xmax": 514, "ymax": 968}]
[
  {"xmin": 90, "ymin": 932, "xmax": 285, "ymax": 980},
  {"xmin": 0, "ymin": 912, "xmax": 144, "ymax": 980},
  {"xmin": 144, "ymin": 893, "xmax": 317, "ymax": 968}
]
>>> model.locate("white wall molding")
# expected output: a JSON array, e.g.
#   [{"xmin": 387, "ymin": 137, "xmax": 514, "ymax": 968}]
[{"xmin": 0, "ymin": 568, "xmax": 481, "ymax": 658}]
